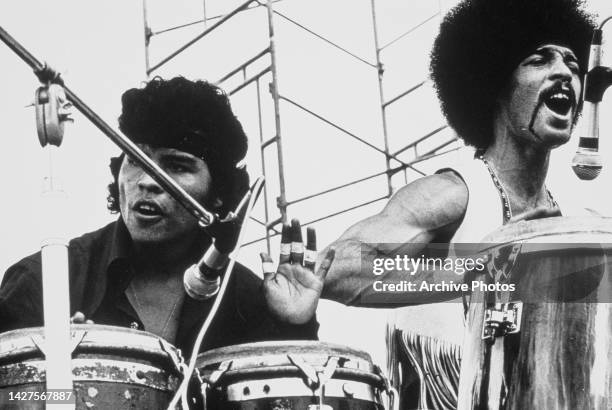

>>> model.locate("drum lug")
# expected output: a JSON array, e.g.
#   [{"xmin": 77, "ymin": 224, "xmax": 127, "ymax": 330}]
[
  {"xmin": 373, "ymin": 364, "xmax": 400, "ymax": 410},
  {"xmin": 159, "ymin": 338, "xmax": 185, "ymax": 374},
  {"xmin": 289, "ymin": 355, "xmax": 340, "ymax": 409},
  {"xmin": 288, "ymin": 354, "xmax": 319, "ymax": 387},
  {"xmin": 206, "ymin": 360, "xmax": 232, "ymax": 386},
  {"xmin": 487, "ymin": 243, "xmax": 522, "ymax": 282},
  {"xmin": 481, "ymin": 302, "xmax": 523, "ymax": 342}
]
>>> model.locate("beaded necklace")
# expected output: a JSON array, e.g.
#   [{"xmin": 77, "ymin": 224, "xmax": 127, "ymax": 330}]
[{"xmin": 478, "ymin": 155, "xmax": 557, "ymax": 224}]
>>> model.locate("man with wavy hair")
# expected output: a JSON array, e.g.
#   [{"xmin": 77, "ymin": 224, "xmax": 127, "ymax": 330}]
[{"xmin": 0, "ymin": 77, "xmax": 330, "ymax": 353}]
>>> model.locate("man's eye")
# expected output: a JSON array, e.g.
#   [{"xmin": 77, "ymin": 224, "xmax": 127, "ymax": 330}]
[
  {"xmin": 167, "ymin": 163, "xmax": 188, "ymax": 173},
  {"xmin": 526, "ymin": 56, "xmax": 545, "ymax": 66},
  {"xmin": 126, "ymin": 156, "xmax": 138, "ymax": 166},
  {"xmin": 567, "ymin": 62, "xmax": 580, "ymax": 74}
]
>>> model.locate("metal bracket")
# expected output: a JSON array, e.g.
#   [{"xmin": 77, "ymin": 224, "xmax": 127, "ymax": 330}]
[
  {"xmin": 288, "ymin": 354, "xmax": 339, "ymax": 409},
  {"xmin": 482, "ymin": 302, "xmax": 523, "ymax": 342},
  {"xmin": 159, "ymin": 338, "xmax": 185, "ymax": 374},
  {"xmin": 205, "ymin": 360, "xmax": 232, "ymax": 386},
  {"xmin": 373, "ymin": 364, "xmax": 399, "ymax": 410},
  {"xmin": 288, "ymin": 354, "xmax": 318, "ymax": 388},
  {"xmin": 487, "ymin": 243, "xmax": 522, "ymax": 283}
]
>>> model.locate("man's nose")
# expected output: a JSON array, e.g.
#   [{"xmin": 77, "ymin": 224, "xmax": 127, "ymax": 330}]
[
  {"xmin": 549, "ymin": 57, "xmax": 573, "ymax": 82},
  {"xmin": 137, "ymin": 170, "xmax": 164, "ymax": 194}
]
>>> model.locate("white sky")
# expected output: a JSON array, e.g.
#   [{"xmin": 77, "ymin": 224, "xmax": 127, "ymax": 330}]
[{"xmin": 1, "ymin": 0, "xmax": 612, "ymax": 365}]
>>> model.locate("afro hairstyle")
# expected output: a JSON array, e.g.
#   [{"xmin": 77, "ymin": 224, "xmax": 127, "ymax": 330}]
[
  {"xmin": 107, "ymin": 76, "xmax": 249, "ymax": 217},
  {"xmin": 430, "ymin": 0, "xmax": 596, "ymax": 149}
]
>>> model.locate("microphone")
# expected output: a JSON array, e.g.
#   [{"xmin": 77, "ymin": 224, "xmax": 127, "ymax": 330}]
[
  {"xmin": 183, "ymin": 177, "xmax": 266, "ymax": 300},
  {"xmin": 183, "ymin": 263, "xmax": 220, "ymax": 300},
  {"xmin": 572, "ymin": 29, "xmax": 606, "ymax": 180},
  {"xmin": 184, "ymin": 245, "xmax": 227, "ymax": 300}
]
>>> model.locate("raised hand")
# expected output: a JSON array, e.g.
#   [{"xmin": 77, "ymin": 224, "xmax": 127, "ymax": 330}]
[{"xmin": 261, "ymin": 219, "xmax": 335, "ymax": 324}]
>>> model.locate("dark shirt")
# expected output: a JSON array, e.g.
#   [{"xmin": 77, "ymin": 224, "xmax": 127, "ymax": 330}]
[{"xmin": 0, "ymin": 219, "xmax": 318, "ymax": 354}]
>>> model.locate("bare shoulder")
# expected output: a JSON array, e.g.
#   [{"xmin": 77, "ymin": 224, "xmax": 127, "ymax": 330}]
[{"xmin": 382, "ymin": 171, "xmax": 468, "ymax": 230}]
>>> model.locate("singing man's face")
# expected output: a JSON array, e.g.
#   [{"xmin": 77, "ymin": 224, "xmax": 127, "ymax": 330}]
[
  {"xmin": 118, "ymin": 144, "xmax": 213, "ymax": 246},
  {"xmin": 496, "ymin": 44, "xmax": 582, "ymax": 148}
]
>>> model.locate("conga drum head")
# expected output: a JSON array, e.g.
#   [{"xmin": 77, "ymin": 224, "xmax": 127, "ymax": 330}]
[
  {"xmin": 196, "ymin": 340, "xmax": 386, "ymax": 409},
  {"xmin": 459, "ymin": 216, "xmax": 612, "ymax": 410},
  {"xmin": 0, "ymin": 325, "xmax": 182, "ymax": 409},
  {"xmin": 476, "ymin": 216, "xmax": 612, "ymax": 303}
]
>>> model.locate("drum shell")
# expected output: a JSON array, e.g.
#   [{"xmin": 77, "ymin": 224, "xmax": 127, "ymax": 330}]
[
  {"xmin": 0, "ymin": 325, "xmax": 181, "ymax": 410},
  {"xmin": 196, "ymin": 340, "xmax": 386, "ymax": 410},
  {"xmin": 458, "ymin": 216, "xmax": 612, "ymax": 410}
]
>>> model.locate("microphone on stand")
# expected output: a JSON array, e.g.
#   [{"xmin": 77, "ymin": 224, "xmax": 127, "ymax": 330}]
[
  {"xmin": 183, "ymin": 252, "xmax": 223, "ymax": 300},
  {"xmin": 184, "ymin": 177, "xmax": 266, "ymax": 300},
  {"xmin": 572, "ymin": 28, "xmax": 612, "ymax": 180}
]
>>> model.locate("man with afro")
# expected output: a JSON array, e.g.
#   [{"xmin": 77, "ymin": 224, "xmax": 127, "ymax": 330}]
[
  {"xmin": 312, "ymin": 0, "xmax": 597, "ymax": 406},
  {"xmin": 320, "ymin": 0, "xmax": 596, "ymax": 322},
  {"xmin": 0, "ymin": 77, "xmax": 329, "ymax": 354}
]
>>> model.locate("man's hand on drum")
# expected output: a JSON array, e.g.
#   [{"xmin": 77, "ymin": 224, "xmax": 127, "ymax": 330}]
[
  {"xmin": 260, "ymin": 219, "xmax": 335, "ymax": 324},
  {"xmin": 508, "ymin": 205, "xmax": 562, "ymax": 223}
]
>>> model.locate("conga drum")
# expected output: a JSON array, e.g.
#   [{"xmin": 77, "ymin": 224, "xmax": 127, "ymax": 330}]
[
  {"xmin": 196, "ymin": 340, "xmax": 397, "ymax": 409},
  {"xmin": 0, "ymin": 324, "xmax": 182, "ymax": 409},
  {"xmin": 458, "ymin": 216, "xmax": 612, "ymax": 410}
]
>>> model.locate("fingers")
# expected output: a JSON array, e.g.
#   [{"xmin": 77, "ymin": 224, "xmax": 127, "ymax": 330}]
[
  {"xmin": 316, "ymin": 248, "xmax": 336, "ymax": 280},
  {"xmin": 71, "ymin": 311, "xmax": 85, "ymax": 324},
  {"xmin": 70, "ymin": 311, "xmax": 94, "ymax": 325},
  {"xmin": 280, "ymin": 223, "xmax": 291, "ymax": 264},
  {"xmin": 260, "ymin": 252, "xmax": 276, "ymax": 281},
  {"xmin": 304, "ymin": 227, "xmax": 317, "ymax": 271},
  {"xmin": 278, "ymin": 219, "xmax": 324, "ymax": 271},
  {"xmin": 290, "ymin": 219, "xmax": 304, "ymax": 265}
]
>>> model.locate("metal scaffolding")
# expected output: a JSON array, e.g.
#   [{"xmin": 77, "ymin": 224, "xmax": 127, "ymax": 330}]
[{"xmin": 141, "ymin": 0, "xmax": 462, "ymax": 252}]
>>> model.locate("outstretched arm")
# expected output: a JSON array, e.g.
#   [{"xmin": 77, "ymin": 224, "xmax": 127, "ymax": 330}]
[{"xmin": 320, "ymin": 172, "xmax": 469, "ymax": 305}]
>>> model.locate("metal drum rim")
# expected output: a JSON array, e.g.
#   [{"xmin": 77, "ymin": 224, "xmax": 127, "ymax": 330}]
[
  {"xmin": 199, "ymin": 364, "xmax": 385, "ymax": 388},
  {"xmin": 479, "ymin": 215, "xmax": 612, "ymax": 252},
  {"xmin": 0, "ymin": 324, "xmax": 179, "ymax": 363},
  {"xmin": 196, "ymin": 340, "xmax": 374, "ymax": 369}
]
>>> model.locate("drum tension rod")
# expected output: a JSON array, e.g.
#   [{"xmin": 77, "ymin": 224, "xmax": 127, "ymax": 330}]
[{"xmin": 481, "ymin": 302, "xmax": 523, "ymax": 343}]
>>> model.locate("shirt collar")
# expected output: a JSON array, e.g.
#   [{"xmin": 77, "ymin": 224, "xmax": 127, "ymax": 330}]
[
  {"xmin": 106, "ymin": 217, "xmax": 132, "ymax": 274},
  {"xmin": 105, "ymin": 217, "xmax": 214, "ymax": 275}
]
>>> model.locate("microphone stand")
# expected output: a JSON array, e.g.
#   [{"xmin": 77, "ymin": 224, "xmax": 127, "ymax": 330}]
[
  {"xmin": 36, "ymin": 84, "xmax": 74, "ymax": 409},
  {"xmin": 166, "ymin": 176, "xmax": 266, "ymax": 410},
  {"xmin": 572, "ymin": 16, "xmax": 612, "ymax": 179},
  {"xmin": 0, "ymin": 25, "xmax": 216, "ymax": 227}
]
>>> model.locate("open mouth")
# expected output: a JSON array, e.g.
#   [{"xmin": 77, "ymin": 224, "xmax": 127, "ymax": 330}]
[
  {"xmin": 542, "ymin": 84, "xmax": 574, "ymax": 117},
  {"xmin": 133, "ymin": 200, "xmax": 163, "ymax": 217}
]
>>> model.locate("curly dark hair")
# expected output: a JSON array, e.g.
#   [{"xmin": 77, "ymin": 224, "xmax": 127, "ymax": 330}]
[
  {"xmin": 430, "ymin": 0, "xmax": 596, "ymax": 149},
  {"xmin": 107, "ymin": 76, "xmax": 249, "ymax": 217}
]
